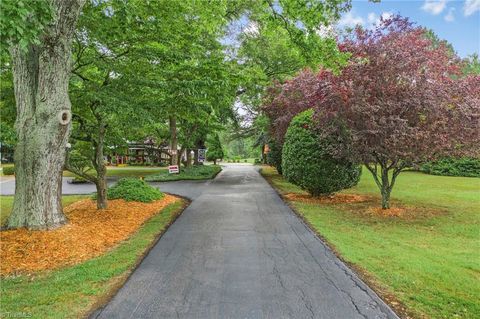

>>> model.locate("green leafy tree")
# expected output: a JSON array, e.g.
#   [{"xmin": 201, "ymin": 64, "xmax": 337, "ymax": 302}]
[
  {"xmin": 207, "ymin": 134, "xmax": 224, "ymax": 165},
  {"xmin": 231, "ymin": 0, "xmax": 351, "ymax": 160},
  {"xmin": 65, "ymin": 0, "xmax": 147, "ymax": 209},
  {"xmin": 3, "ymin": 0, "xmax": 86, "ymax": 229}
]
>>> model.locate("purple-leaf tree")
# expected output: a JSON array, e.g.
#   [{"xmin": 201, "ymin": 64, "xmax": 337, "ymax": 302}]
[{"xmin": 313, "ymin": 16, "xmax": 479, "ymax": 209}]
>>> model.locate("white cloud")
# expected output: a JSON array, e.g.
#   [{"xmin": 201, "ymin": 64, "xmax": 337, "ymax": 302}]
[
  {"xmin": 444, "ymin": 7, "xmax": 455, "ymax": 21},
  {"xmin": 365, "ymin": 12, "xmax": 393, "ymax": 28},
  {"xmin": 381, "ymin": 12, "xmax": 394, "ymax": 20},
  {"xmin": 367, "ymin": 12, "xmax": 377, "ymax": 24},
  {"xmin": 421, "ymin": 0, "xmax": 447, "ymax": 15},
  {"xmin": 338, "ymin": 12, "xmax": 364, "ymax": 28},
  {"xmin": 464, "ymin": 0, "xmax": 480, "ymax": 16}
]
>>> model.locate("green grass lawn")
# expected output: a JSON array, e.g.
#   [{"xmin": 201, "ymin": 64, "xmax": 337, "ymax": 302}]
[
  {"xmin": 63, "ymin": 166, "xmax": 168, "ymax": 178},
  {"xmin": 261, "ymin": 166, "xmax": 480, "ymax": 319},
  {"xmin": 145, "ymin": 164, "xmax": 221, "ymax": 182},
  {"xmin": 0, "ymin": 199, "xmax": 186, "ymax": 318},
  {"xmin": 0, "ymin": 195, "xmax": 89, "ymax": 226}
]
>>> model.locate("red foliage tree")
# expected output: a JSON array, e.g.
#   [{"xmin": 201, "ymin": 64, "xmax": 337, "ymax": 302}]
[
  {"xmin": 263, "ymin": 70, "xmax": 332, "ymax": 144},
  {"xmin": 265, "ymin": 15, "xmax": 479, "ymax": 209},
  {"xmin": 313, "ymin": 16, "xmax": 479, "ymax": 208}
]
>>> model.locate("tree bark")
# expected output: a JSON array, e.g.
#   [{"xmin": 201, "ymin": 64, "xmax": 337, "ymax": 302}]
[
  {"xmin": 7, "ymin": 0, "xmax": 86, "ymax": 230},
  {"xmin": 169, "ymin": 115, "xmax": 178, "ymax": 166},
  {"xmin": 381, "ymin": 186, "xmax": 392, "ymax": 209},
  {"xmin": 380, "ymin": 166, "xmax": 391, "ymax": 209},
  {"xmin": 185, "ymin": 149, "xmax": 192, "ymax": 167},
  {"xmin": 193, "ymin": 148, "xmax": 199, "ymax": 165},
  {"xmin": 365, "ymin": 162, "xmax": 404, "ymax": 210},
  {"xmin": 92, "ymin": 120, "xmax": 107, "ymax": 209},
  {"xmin": 95, "ymin": 176, "xmax": 107, "ymax": 209}
]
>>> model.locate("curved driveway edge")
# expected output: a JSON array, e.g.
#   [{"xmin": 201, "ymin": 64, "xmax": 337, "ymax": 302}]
[{"xmin": 89, "ymin": 165, "xmax": 399, "ymax": 319}]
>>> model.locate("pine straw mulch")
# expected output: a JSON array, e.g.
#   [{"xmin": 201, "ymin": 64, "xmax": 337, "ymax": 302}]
[
  {"xmin": 0, "ymin": 195, "xmax": 179, "ymax": 276},
  {"xmin": 283, "ymin": 192, "xmax": 447, "ymax": 220},
  {"xmin": 283, "ymin": 193, "xmax": 371, "ymax": 204}
]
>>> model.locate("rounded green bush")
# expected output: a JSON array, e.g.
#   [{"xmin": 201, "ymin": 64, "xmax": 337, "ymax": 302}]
[
  {"xmin": 2, "ymin": 166, "xmax": 15, "ymax": 175},
  {"xmin": 282, "ymin": 109, "xmax": 361, "ymax": 196},
  {"xmin": 104, "ymin": 178, "xmax": 164, "ymax": 202}
]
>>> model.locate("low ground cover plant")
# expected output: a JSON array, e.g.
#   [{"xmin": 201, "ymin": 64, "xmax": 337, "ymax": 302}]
[{"xmin": 100, "ymin": 178, "xmax": 164, "ymax": 202}]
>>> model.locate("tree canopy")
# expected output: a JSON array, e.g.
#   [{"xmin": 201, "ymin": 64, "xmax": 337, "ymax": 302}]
[{"xmin": 264, "ymin": 15, "xmax": 479, "ymax": 209}]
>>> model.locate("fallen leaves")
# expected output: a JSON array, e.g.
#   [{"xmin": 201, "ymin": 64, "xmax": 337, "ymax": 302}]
[{"xmin": 0, "ymin": 195, "xmax": 179, "ymax": 276}]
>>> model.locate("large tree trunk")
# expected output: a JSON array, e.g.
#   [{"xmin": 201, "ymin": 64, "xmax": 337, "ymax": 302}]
[
  {"xmin": 7, "ymin": 0, "xmax": 86, "ymax": 230},
  {"xmin": 381, "ymin": 187, "xmax": 391, "ymax": 209},
  {"xmin": 95, "ymin": 176, "xmax": 107, "ymax": 209},
  {"xmin": 193, "ymin": 148, "xmax": 199, "ymax": 165},
  {"xmin": 169, "ymin": 116, "xmax": 178, "ymax": 166},
  {"xmin": 93, "ymin": 120, "xmax": 107, "ymax": 209}
]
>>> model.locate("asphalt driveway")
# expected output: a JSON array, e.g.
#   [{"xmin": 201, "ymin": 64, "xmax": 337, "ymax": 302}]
[{"xmin": 90, "ymin": 165, "xmax": 398, "ymax": 319}]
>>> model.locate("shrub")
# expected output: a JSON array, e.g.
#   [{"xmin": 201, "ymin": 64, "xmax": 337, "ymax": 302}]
[
  {"xmin": 2, "ymin": 166, "xmax": 14, "ymax": 175},
  {"xmin": 103, "ymin": 178, "xmax": 164, "ymax": 202},
  {"xmin": 282, "ymin": 109, "xmax": 361, "ymax": 196},
  {"xmin": 421, "ymin": 157, "xmax": 480, "ymax": 177},
  {"xmin": 267, "ymin": 140, "xmax": 283, "ymax": 174},
  {"xmin": 254, "ymin": 158, "xmax": 262, "ymax": 165},
  {"xmin": 206, "ymin": 134, "xmax": 224, "ymax": 165}
]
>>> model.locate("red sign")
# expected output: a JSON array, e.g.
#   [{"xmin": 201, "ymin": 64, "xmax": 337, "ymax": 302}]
[{"xmin": 168, "ymin": 165, "xmax": 179, "ymax": 174}]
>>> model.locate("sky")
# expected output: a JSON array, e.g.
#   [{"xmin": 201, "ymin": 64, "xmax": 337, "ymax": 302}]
[{"xmin": 338, "ymin": 0, "xmax": 480, "ymax": 57}]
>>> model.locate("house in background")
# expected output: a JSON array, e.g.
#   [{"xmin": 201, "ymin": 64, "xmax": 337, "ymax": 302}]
[{"xmin": 107, "ymin": 138, "xmax": 187, "ymax": 166}]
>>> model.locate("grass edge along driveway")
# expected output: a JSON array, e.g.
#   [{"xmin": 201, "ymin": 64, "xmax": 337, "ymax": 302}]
[
  {"xmin": 0, "ymin": 199, "xmax": 188, "ymax": 319},
  {"xmin": 260, "ymin": 166, "xmax": 480, "ymax": 319}
]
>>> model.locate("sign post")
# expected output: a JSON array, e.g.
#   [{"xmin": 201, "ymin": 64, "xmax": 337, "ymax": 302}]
[
  {"xmin": 198, "ymin": 149, "xmax": 206, "ymax": 163},
  {"xmin": 168, "ymin": 165, "xmax": 179, "ymax": 174}
]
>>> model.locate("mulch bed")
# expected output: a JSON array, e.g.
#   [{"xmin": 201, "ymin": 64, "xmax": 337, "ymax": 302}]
[
  {"xmin": 284, "ymin": 192, "xmax": 446, "ymax": 220},
  {"xmin": 0, "ymin": 195, "xmax": 179, "ymax": 276},
  {"xmin": 283, "ymin": 193, "xmax": 371, "ymax": 204}
]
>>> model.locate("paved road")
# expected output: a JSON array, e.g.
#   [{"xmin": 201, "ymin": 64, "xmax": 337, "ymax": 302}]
[
  {"xmin": 0, "ymin": 177, "xmax": 217, "ymax": 197},
  {"xmin": 90, "ymin": 165, "xmax": 398, "ymax": 319}
]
